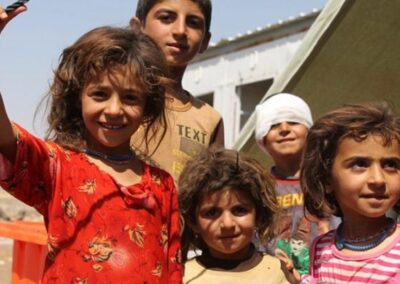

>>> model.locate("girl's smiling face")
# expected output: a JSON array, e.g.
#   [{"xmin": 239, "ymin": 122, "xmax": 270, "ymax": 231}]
[
  {"xmin": 330, "ymin": 134, "xmax": 400, "ymax": 223},
  {"xmin": 192, "ymin": 187, "xmax": 256, "ymax": 260},
  {"xmin": 81, "ymin": 66, "xmax": 146, "ymax": 155}
]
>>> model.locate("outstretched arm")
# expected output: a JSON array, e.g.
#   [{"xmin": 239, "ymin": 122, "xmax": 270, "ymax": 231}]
[
  {"xmin": 0, "ymin": 94, "xmax": 17, "ymax": 161},
  {"xmin": 0, "ymin": 5, "xmax": 27, "ymax": 161}
]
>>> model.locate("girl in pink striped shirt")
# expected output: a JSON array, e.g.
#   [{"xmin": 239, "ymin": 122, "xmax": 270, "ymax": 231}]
[{"xmin": 300, "ymin": 103, "xmax": 400, "ymax": 284}]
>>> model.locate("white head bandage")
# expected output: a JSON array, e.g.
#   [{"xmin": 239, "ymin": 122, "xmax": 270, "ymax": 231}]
[{"xmin": 254, "ymin": 93, "xmax": 313, "ymax": 152}]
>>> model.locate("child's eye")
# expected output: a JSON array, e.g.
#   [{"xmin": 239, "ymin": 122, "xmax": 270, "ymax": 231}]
[
  {"xmin": 202, "ymin": 207, "xmax": 220, "ymax": 219},
  {"xmin": 350, "ymin": 159, "xmax": 368, "ymax": 170},
  {"xmin": 157, "ymin": 12, "xmax": 175, "ymax": 23},
  {"xmin": 186, "ymin": 16, "xmax": 204, "ymax": 29},
  {"xmin": 91, "ymin": 90, "xmax": 108, "ymax": 100},
  {"xmin": 382, "ymin": 159, "xmax": 400, "ymax": 171},
  {"xmin": 123, "ymin": 93, "xmax": 141, "ymax": 105},
  {"xmin": 231, "ymin": 206, "xmax": 249, "ymax": 216},
  {"xmin": 270, "ymin": 123, "xmax": 280, "ymax": 130}
]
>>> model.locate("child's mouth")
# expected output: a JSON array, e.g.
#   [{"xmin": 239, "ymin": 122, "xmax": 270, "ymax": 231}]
[
  {"xmin": 99, "ymin": 122, "xmax": 125, "ymax": 130},
  {"xmin": 167, "ymin": 42, "xmax": 189, "ymax": 52},
  {"xmin": 219, "ymin": 234, "xmax": 239, "ymax": 240},
  {"xmin": 362, "ymin": 194, "xmax": 388, "ymax": 200},
  {"xmin": 278, "ymin": 138, "xmax": 295, "ymax": 143}
]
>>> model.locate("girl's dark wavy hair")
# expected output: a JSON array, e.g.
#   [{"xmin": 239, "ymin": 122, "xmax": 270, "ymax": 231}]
[
  {"xmin": 179, "ymin": 147, "xmax": 280, "ymax": 262},
  {"xmin": 41, "ymin": 26, "xmax": 169, "ymax": 150},
  {"xmin": 135, "ymin": 0, "xmax": 212, "ymax": 34},
  {"xmin": 301, "ymin": 102, "xmax": 400, "ymax": 218}
]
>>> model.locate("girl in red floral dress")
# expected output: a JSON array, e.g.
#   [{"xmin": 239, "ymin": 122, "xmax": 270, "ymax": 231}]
[{"xmin": 0, "ymin": 5, "xmax": 182, "ymax": 284}]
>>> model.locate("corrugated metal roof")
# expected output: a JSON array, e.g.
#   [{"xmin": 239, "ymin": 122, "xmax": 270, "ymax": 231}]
[{"xmin": 191, "ymin": 9, "xmax": 321, "ymax": 63}]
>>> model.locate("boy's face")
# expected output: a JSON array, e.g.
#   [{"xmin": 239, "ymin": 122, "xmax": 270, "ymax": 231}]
[
  {"xmin": 263, "ymin": 121, "xmax": 308, "ymax": 163},
  {"xmin": 133, "ymin": 0, "xmax": 210, "ymax": 69}
]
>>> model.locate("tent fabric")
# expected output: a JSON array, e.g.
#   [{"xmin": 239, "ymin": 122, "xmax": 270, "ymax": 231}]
[{"xmin": 234, "ymin": 0, "xmax": 400, "ymax": 165}]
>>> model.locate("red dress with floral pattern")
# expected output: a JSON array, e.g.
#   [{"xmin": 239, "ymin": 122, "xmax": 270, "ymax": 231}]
[{"xmin": 0, "ymin": 125, "xmax": 182, "ymax": 283}]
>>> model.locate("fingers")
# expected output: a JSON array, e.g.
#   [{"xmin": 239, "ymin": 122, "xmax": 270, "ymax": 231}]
[
  {"xmin": 275, "ymin": 248, "xmax": 300, "ymax": 282},
  {"xmin": 0, "ymin": 6, "xmax": 7, "ymax": 20},
  {"xmin": 0, "ymin": 6, "xmax": 8, "ymax": 33},
  {"xmin": 0, "ymin": 4, "xmax": 27, "ymax": 34},
  {"xmin": 275, "ymin": 248, "xmax": 291, "ymax": 261}
]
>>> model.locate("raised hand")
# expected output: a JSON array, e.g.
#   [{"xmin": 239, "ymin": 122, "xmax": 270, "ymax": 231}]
[
  {"xmin": 0, "ymin": 2, "xmax": 27, "ymax": 161},
  {"xmin": 0, "ymin": 3, "xmax": 27, "ymax": 34},
  {"xmin": 276, "ymin": 248, "xmax": 301, "ymax": 283}
]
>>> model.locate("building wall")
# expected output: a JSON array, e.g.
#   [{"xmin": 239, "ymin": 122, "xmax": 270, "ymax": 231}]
[{"xmin": 183, "ymin": 32, "xmax": 307, "ymax": 147}]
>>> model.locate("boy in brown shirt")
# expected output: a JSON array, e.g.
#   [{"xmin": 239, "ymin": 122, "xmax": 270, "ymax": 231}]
[{"xmin": 130, "ymin": 0, "xmax": 224, "ymax": 182}]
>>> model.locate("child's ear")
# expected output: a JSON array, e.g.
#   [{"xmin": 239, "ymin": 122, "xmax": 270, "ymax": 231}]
[
  {"xmin": 129, "ymin": 16, "xmax": 143, "ymax": 30},
  {"xmin": 199, "ymin": 32, "xmax": 211, "ymax": 54}
]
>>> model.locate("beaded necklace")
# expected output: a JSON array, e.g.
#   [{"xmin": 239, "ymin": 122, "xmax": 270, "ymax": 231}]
[
  {"xmin": 335, "ymin": 218, "xmax": 397, "ymax": 251},
  {"xmin": 83, "ymin": 148, "xmax": 134, "ymax": 164}
]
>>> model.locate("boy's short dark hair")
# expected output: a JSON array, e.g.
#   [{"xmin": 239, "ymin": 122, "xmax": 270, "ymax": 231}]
[{"xmin": 135, "ymin": 0, "xmax": 212, "ymax": 34}]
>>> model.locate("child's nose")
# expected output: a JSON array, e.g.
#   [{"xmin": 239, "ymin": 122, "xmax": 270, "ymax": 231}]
[
  {"xmin": 172, "ymin": 17, "xmax": 187, "ymax": 36},
  {"xmin": 219, "ymin": 212, "xmax": 235, "ymax": 229},
  {"xmin": 368, "ymin": 164, "xmax": 385, "ymax": 185},
  {"xmin": 105, "ymin": 97, "xmax": 123, "ymax": 116},
  {"xmin": 278, "ymin": 122, "xmax": 290, "ymax": 133}
]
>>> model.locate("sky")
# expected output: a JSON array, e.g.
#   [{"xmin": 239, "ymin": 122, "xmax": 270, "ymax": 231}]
[{"xmin": 0, "ymin": 0, "xmax": 328, "ymax": 136}]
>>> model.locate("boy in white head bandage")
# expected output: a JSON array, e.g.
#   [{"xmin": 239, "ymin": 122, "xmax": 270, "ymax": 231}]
[
  {"xmin": 254, "ymin": 93, "xmax": 329, "ymax": 280},
  {"xmin": 255, "ymin": 93, "xmax": 313, "ymax": 153}
]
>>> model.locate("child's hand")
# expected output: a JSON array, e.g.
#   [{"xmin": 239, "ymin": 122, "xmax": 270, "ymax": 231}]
[
  {"xmin": 276, "ymin": 248, "xmax": 301, "ymax": 283},
  {"xmin": 0, "ymin": 4, "xmax": 27, "ymax": 34}
]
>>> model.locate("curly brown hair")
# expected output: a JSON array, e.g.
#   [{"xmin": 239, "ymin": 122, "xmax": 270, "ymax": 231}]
[
  {"xmin": 301, "ymin": 102, "xmax": 400, "ymax": 218},
  {"xmin": 179, "ymin": 147, "xmax": 280, "ymax": 261},
  {"xmin": 43, "ymin": 26, "xmax": 169, "ymax": 150}
]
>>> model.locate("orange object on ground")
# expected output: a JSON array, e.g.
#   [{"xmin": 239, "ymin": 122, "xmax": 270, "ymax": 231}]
[{"xmin": 0, "ymin": 221, "xmax": 47, "ymax": 284}]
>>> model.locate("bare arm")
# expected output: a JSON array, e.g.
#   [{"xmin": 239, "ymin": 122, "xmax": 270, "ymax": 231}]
[
  {"xmin": 0, "ymin": 5, "xmax": 27, "ymax": 161},
  {"xmin": 0, "ymin": 94, "xmax": 18, "ymax": 161}
]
